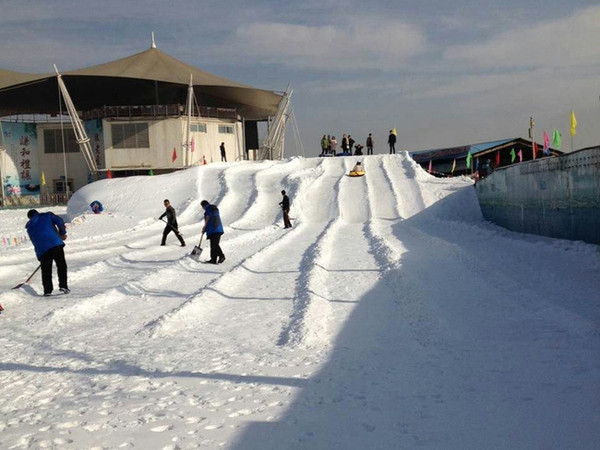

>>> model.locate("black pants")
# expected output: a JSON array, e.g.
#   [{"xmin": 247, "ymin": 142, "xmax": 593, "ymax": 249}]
[
  {"xmin": 283, "ymin": 208, "xmax": 292, "ymax": 228},
  {"xmin": 367, "ymin": 146, "xmax": 373, "ymax": 155},
  {"xmin": 162, "ymin": 225, "xmax": 185, "ymax": 246},
  {"xmin": 389, "ymin": 144, "xmax": 395, "ymax": 154},
  {"xmin": 40, "ymin": 245, "xmax": 68, "ymax": 294},
  {"xmin": 208, "ymin": 233, "xmax": 225, "ymax": 262}
]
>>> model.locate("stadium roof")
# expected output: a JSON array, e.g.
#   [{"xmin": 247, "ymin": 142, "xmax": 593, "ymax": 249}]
[{"xmin": 0, "ymin": 47, "xmax": 283, "ymax": 120}]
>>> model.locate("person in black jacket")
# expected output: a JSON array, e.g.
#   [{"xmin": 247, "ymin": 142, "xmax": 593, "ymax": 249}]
[
  {"xmin": 159, "ymin": 199, "xmax": 185, "ymax": 246},
  {"xmin": 279, "ymin": 190, "xmax": 292, "ymax": 229},
  {"xmin": 388, "ymin": 130, "xmax": 396, "ymax": 154}
]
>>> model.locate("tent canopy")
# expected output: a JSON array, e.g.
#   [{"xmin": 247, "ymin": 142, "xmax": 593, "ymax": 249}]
[{"xmin": 0, "ymin": 48, "xmax": 283, "ymax": 120}]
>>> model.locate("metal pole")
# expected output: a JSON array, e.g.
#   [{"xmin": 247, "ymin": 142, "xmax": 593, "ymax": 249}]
[
  {"xmin": 58, "ymin": 83, "xmax": 69, "ymax": 198},
  {"xmin": 241, "ymin": 117, "xmax": 247, "ymax": 160},
  {"xmin": 529, "ymin": 116, "xmax": 535, "ymax": 160}
]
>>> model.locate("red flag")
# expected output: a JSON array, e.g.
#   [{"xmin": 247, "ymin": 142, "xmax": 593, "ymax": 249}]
[
  {"xmin": 428, "ymin": 160, "xmax": 432, "ymax": 173},
  {"xmin": 495, "ymin": 151, "xmax": 500, "ymax": 167},
  {"xmin": 107, "ymin": 169, "xmax": 112, "ymax": 179},
  {"xmin": 532, "ymin": 142, "xmax": 537, "ymax": 160},
  {"xmin": 172, "ymin": 147, "xmax": 177, "ymax": 162},
  {"xmin": 543, "ymin": 131, "xmax": 549, "ymax": 152},
  {"xmin": 191, "ymin": 137, "xmax": 195, "ymax": 153}
]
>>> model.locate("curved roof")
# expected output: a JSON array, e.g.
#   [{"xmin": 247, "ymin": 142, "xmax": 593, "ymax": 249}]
[{"xmin": 0, "ymin": 48, "xmax": 282, "ymax": 120}]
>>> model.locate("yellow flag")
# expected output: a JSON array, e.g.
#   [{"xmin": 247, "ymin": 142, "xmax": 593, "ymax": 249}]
[
  {"xmin": 392, "ymin": 128, "xmax": 397, "ymax": 136},
  {"xmin": 41, "ymin": 171, "xmax": 46, "ymax": 186},
  {"xmin": 451, "ymin": 159, "xmax": 456, "ymax": 173},
  {"xmin": 570, "ymin": 110, "xmax": 577, "ymax": 136}
]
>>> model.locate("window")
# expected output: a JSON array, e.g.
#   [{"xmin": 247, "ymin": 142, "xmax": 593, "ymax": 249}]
[
  {"xmin": 44, "ymin": 129, "xmax": 79, "ymax": 153},
  {"xmin": 53, "ymin": 179, "xmax": 74, "ymax": 194},
  {"xmin": 111, "ymin": 123, "xmax": 149, "ymax": 149},
  {"xmin": 218, "ymin": 125, "xmax": 234, "ymax": 134},
  {"xmin": 190, "ymin": 123, "xmax": 207, "ymax": 133}
]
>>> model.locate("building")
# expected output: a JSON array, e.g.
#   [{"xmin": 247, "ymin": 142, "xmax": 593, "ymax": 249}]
[
  {"xmin": 410, "ymin": 138, "xmax": 563, "ymax": 177},
  {"xmin": 0, "ymin": 44, "xmax": 285, "ymax": 206}
]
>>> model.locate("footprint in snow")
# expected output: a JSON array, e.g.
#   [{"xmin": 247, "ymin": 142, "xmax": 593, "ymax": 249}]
[{"xmin": 150, "ymin": 424, "xmax": 172, "ymax": 432}]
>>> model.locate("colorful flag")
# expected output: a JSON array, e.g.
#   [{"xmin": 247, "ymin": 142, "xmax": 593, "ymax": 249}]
[
  {"xmin": 172, "ymin": 147, "xmax": 177, "ymax": 162},
  {"xmin": 543, "ymin": 131, "xmax": 549, "ymax": 152},
  {"xmin": 428, "ymin": 160, "xmax": 432, "ymax": 173},
  {"xmin": 391, "ymin": 128, "xmax": 397, "ymax": 136},
  {"xmin": 466, "ymin": 151, "xmax": 472, "ymax": 168},
  {"xmin": 148, "ymin": 169, "xmax": 154, "ymax": 176},
  {"xmin": 552, "ymin": 129, "xmax": 562, "ymax": 149},
  {"xmin": 495, "ymin": 151, "xmax": 500, "ymax": 166},
  {"xmin": 517, "ymin": 149, "xmax": 523, "ymax": 162},
  {"xmin": 41, "ymin": 171, "xmax": 46, "ymax": 186},
  {"xmin": 107, "ymin": 169, "xmax": 112, "ymax": 179},
  {"xmin": 570, "ymin": 110, "xmax": 577, "ymax": 136},
  {"xmin": 191, "ymin": 137, "xmax": 195, "ymax": 153},
  {"xmin": 510, "ymin": 148, "xmax": 516, "ymax": 163},
  {"xmin": 451, "ymin": 159, "xmax": 456, "ymax": 173}
]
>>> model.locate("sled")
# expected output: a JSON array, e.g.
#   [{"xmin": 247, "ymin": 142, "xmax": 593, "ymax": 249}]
[{"xmin": 348, "ymin": 170, "xmax": 365, "ymax": 177}]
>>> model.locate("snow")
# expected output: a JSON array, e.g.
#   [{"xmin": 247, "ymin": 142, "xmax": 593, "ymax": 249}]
[{"xmin": 1, "ymin": 153, "xmax": 599, "ymax": 449}]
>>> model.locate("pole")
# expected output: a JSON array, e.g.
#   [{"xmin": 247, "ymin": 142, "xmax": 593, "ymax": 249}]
[
  {"xmin": 529, "ymin": 116, "xmax": 535, "ymax": 160},
  {"xmin": 58, "ymin": 81, "xmax": 69, "ymax": 198}
]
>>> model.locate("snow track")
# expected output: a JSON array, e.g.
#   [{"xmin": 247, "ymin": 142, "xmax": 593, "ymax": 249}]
[{"xmin": 1, "ymin": 155, "xmax": 599, "ymax": 450}]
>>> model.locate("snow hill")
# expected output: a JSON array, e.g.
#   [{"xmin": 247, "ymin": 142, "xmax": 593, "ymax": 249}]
[{"xmin": 1, "ymin": 154, "xmax": 599, "ymax": 449}]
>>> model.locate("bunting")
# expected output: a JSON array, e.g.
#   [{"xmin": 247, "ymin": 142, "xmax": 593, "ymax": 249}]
[
  {"xmin": 495, "ymin": 151, "xmax": 500, "ymax": 166},
  {"xmin": 41, "ymin": 171, "xmax": 46, "ymax": 186},
  {"xmin": 148, "ymin": 169, "xmax": 154, "ymax": 176},
  {"xmin": 107, "ymin": 169, "xmax": 112, "ymax": 179}
]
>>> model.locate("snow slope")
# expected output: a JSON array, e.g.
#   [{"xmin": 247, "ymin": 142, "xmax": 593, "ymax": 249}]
[{"xmin": 1, "ymin": 154, "xmax": 599, "ymax": 449}]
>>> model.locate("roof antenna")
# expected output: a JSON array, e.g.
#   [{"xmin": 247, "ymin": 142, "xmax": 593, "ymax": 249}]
[{"xmin": 151, "ymin": 31, "xmax": 157, "ymax": 49}]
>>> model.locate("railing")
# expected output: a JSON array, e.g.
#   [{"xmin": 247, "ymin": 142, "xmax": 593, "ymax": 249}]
[
  {"xmin": 40, "ymin": 193, "xmax": 72, "ymax": 205},
  {"xmin": 81, "ymin": 104, "xmax": 237, "ymax": 121}
]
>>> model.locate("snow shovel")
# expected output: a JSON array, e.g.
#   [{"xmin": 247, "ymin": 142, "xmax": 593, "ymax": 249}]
[
  {"xmin": 160, "ymin": 218, "xmax": 184, "ymax": 236},
  {"xmin": 13, "ymin": 264, "xmax": 41, "ymax": 289},
  {"xmin": 190, "ymin": 233, "xmax": 204, "ymax": 261}
]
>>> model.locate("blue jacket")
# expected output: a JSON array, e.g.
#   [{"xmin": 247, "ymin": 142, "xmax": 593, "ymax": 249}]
[
  {"xmin": 25, "ymin": 212, "xmax": 66, "ymax": 260},
  {"xmin": 203, "ymin": 204, "xmax": 224, "ymax": 236}
]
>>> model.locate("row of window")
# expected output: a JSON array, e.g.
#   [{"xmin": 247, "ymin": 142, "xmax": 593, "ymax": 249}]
[{"xmin": 43, "ymin": 123, "xmax": 235, "ymax": 153}]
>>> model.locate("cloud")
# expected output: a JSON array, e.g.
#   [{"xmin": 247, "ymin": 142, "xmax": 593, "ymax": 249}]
[
  {"xmin": 220, "ymin": 17, "xmax": 427, "ymax": 70},
  {"xmin": 444, "ymin": 5, "xmax": 600, "ymax": 69}
]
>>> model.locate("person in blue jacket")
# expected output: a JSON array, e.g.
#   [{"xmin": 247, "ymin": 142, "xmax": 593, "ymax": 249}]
[
  {"xmin": 25, "ymin": 209, "xmax": 69, "ymax": 296},
  {"xmin": 201, "ymin": 200, "xmax": 225, "ymax": 264}
]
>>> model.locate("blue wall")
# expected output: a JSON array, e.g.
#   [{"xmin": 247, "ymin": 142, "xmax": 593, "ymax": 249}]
[{"xmin": 475, "ymin": 147, "xmax": 600, "ymax": 245}]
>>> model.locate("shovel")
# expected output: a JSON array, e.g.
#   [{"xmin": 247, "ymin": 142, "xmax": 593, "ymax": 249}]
[
  {"xmin": 13, "ymin": 264, "xmax": 41, "ymax": 289},
  {"xmin": 190, "ymin": 233, "xmax": 204, "ymax": 260}
]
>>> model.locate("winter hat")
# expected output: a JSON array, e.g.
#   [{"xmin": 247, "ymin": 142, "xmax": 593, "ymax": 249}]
[
  {"xmin": 27, "ymin": 209, "xmax": 39, "ymax": 219},
  {"xmin": 201, "ymin": 200, "xmax": 209, "ymax": 208}
]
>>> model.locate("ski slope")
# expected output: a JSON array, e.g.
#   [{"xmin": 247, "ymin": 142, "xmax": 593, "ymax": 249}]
[{"xmin": 1, "ymin": 154, "xmax": 599, "ymax": 449}]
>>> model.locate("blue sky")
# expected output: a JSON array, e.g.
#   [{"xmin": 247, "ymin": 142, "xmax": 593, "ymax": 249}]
[{"xmin": 1, "ymin": 0, "xmax": 599, "ymax": 154}]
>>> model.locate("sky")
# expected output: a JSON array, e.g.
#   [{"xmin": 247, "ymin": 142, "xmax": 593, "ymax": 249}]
[{"xmin": 1, "ymin": 0, "xmax": 599, "ymax": 155}]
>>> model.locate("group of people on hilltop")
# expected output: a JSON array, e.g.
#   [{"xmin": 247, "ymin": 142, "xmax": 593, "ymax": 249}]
[{"xmin": 320, "ymin": 131, "xmax": 398, "ymax": 156}]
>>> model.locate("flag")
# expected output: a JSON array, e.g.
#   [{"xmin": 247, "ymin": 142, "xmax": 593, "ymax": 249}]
[
  {"xmin": 451, "ymin": 159, "xmax": 456, "ymax": 173},
  {"xmin": 107, "ymin": 169, "xmax": 112, "ymax": 179},
  {"xmin": 391, "ymin": 128, "xmax": 397, "ymax": 136},
  {"xmin": 172, "ymin": 147, "xmax": 177, "ymax": 162},
  {"xmin": 428, "ymin": 160, "xmax": 432, "ymax": 173},
  {"xmin": 510, "ymin": 148, "xmax": 516, "ymax": 163},
  {"xmin": 41, "ymin": 171, "xmax": 46, "ymax": 186},
  {"xmin": 495, "ymin": 151, "xmax": 500, "ymax": 166},
  {"xmin": 148, "ymin": 169, "xmax": 154, "ymax": 176},
  {"xmin": 466, "ymin": 152, "xmax": 472, "ymax": 168},
  {"xmin": 570, "ymin": 110, "xmax": 577, "ymax": 136},
  {"xmin": 543, "ymin": 131, "xmax": 550, "ymax": 152},
  {"xmin": 533, "ymin": 142, "xmax": 539, "ymax": 159},
  {"xmin": 552, "ymin": 129, "xmax": 562, "ymax": 149},
  {"xmin": 191, "ymin": 137, "xmax": 195, "ymax": 153},
  {"xmin": 517, "ymin": 149, "xmax": 523, "ymax": 162}
]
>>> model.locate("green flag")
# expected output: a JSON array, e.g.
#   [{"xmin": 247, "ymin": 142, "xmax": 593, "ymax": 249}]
[
  {"xmin": 552, "ymin": 129, "xmax": 562, "ymax": 149},
  {"xmin": 466, "ymin": 152, "xmax": 472, "ymax": 169},
  {"xmin": 149, "ymin": 169, "xmax": 154, "ymax": 176},
  {"xmin": 510, "ymin": 148, "xmax": 516, "ymax": 163}
]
